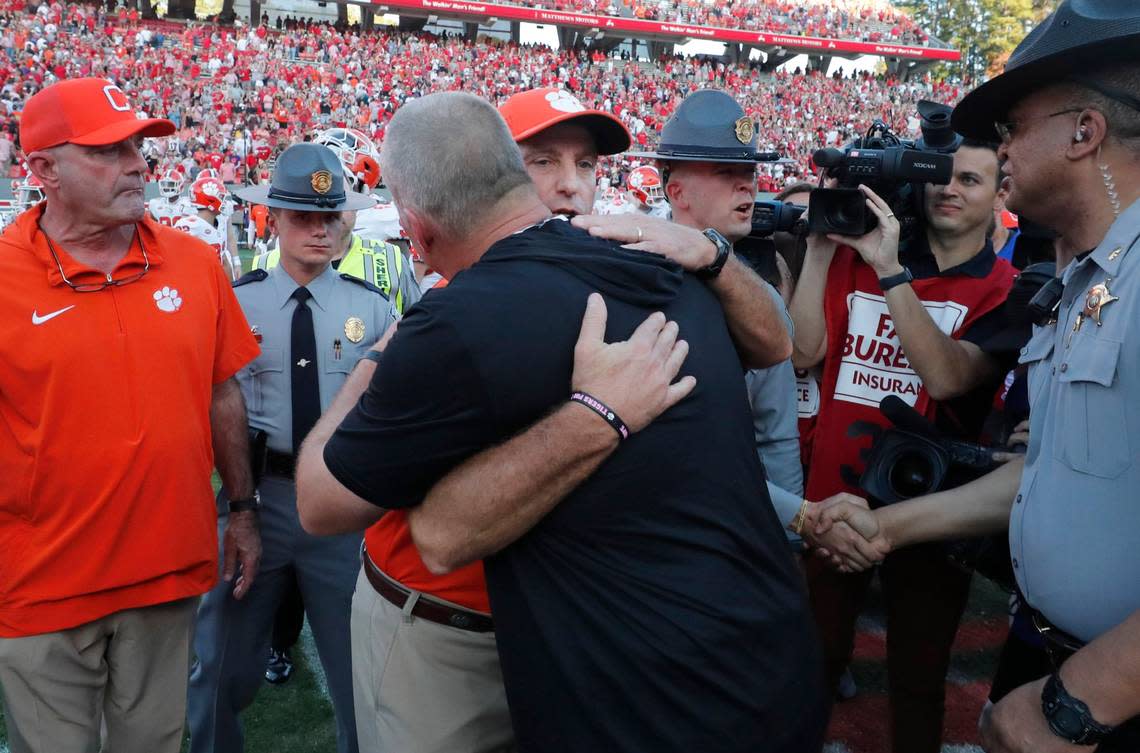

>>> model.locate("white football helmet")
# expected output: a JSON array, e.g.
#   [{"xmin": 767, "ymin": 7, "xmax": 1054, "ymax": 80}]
[
  {"xmin": 157, "ymin": 169, "xmax": 185, "ymax": 199},
  {"xmin": 314, "ymin": 127, "xmax": 381, "ymax": 193},
  {"xmin": 13, "ymin": 174, "xmax": 45, "ymax": 211}
]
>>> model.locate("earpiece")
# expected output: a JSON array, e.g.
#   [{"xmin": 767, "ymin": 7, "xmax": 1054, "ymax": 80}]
[{"xmin": 1075, "ymin": 128, "xmax": 1087, "ymax": 142}]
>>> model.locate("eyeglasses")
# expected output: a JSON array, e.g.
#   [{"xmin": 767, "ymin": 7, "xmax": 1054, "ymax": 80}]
[
  {"xmin": 993, "ymin": 109, "xmax": 1083, "ymax": 145},
  {"xmin": 41, "ymin": 224, "xmax": 150, "ymax": 292}
]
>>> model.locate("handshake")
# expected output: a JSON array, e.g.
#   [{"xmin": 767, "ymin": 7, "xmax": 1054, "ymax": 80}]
[{"xmin": 794, "ymin": 494, "xmax": 890, "ymax": 572}]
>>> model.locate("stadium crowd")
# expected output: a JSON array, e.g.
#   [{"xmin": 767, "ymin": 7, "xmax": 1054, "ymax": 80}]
[
  {"xmin": 0, "ymin": 0, "xmax": 958, "ymax": 193},
  {"xmin": 6, "ymin": 3, "xmax": 1139, "ymax": 753}
]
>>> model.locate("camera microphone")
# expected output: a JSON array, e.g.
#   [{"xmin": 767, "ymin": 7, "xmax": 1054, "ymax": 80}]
[{"xmin": 879, "ymin": 395, "xmax": 939, "ymax": 439}]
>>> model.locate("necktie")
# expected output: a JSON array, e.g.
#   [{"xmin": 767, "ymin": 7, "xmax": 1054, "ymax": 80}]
[{"xmin": 290, "ymin": 286, "xmax": 320, "ymax": 455}]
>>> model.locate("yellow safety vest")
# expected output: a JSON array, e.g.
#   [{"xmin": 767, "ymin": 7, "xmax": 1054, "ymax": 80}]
[{"xmin": 252, "ymin": 235, "xmax": 410, "ymax": 313}]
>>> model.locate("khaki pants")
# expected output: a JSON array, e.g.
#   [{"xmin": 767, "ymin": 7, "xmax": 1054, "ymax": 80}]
[
  {"xmin": 350, "ymin": 568, "xmax": 514, "ymax": 753},
  {"xmin": 0, "ymin": 597, "xmax": 197, "ymax": 753}
]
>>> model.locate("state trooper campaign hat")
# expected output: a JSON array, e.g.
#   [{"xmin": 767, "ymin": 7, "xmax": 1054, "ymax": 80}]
[
  {"xmin": 952, "ymin": 0, "xmax": 1140, "ymax": 141},
  {"xmin": 628, "ymin": 89, "xmax": 780, "ymax": 164},
  {"xmin": 235, "ymin": 143, "xmax": 375, "ymax": 212}
]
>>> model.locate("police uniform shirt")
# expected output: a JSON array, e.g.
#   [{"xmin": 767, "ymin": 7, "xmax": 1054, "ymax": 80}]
[
  {"xmin": 235, "ymin": 263, "xmax": 399, "ymax": 454},
  {"xmin": 251, "ymin": 235, "xmax": 421, "ymax": 315},
  {"xmin": 744, "ymin": 282, "xmax": 802, "ymax": 498},
  {"xmin": 1011, "ymin": 197, "xmax": 1140, "ymax": 643}
]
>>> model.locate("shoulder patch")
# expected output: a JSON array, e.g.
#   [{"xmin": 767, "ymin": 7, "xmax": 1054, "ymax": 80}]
[
  {"xmin": 233, "ymin": 268, "xmax": 269, "ymax": 287},
  {"xmin": 339, "ymin": 272, "xmax": 390, "ymax": 300}
]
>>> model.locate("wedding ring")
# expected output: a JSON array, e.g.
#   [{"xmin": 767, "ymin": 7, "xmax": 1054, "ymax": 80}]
[{"xmin": 636, "ymin": 226, "xmax": 643, "ymax": 242}]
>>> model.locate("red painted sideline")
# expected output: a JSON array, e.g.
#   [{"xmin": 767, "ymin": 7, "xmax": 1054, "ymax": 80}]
[
  {"xmin": 853, "ymin": 618, "xmax": 1009, "ymax": 661},
  {"xmin": 828, "ymin": 617, "xmax": 1008, "ymax": 752}
]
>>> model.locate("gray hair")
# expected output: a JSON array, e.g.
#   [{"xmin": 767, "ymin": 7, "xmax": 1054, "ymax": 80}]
[
  {"xmin": 1067, "ymin": 63, "xmax": 1140, "ymax": 153},
  {"xmin": 380, "ymin": 92, "xmax": 531, "ymax": 237}
]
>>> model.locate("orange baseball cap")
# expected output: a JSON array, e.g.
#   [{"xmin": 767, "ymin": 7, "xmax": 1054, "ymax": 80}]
[
  {"xmin": 20, "ymin": 78, "xmax": 175, "ymax": 154},
  {"xmin": 500, "ymin": 88, "xmax": 631, "ymax": 156}
]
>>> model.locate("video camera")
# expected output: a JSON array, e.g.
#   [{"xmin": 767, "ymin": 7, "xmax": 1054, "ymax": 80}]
[
  {"xmin": 851, "ymin": 396, "xmax": 1015, "ymax": 588},
  {"xmin": 731, "ymin": 200, "xmax": 809, "ymax": 289},
  {"xmin": 750, "ymin": 199, "xmax": 807, "ymax": 238},
  {"xmin": 808, "ymin": 101, "xmax": 960, "ymax": 238}
]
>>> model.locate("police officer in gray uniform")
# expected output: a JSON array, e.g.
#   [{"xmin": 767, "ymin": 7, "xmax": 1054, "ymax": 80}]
[
  {"xmin": 818, "ymin": 3, "xmax": 1140, "ymax": 750},
  {"xmin": 188, "ymin": 143, "xmax": 398, "ymax": 753},
  {"xmin": 627, "ymin": 90, "xmax": 807, "ymax": 539}
]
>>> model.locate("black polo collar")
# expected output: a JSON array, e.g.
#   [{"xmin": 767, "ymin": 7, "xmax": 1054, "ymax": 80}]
[{"xmin": 901, "ymin": 235, "xmax": 996, "ymax": 280}]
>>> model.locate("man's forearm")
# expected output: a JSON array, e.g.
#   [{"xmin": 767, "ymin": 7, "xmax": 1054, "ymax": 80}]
[
  {"xmin": 708, "ymin": 254, "xmax": 792, "ymax": 368},
  {"xmin": 307, "ymin": 358, "xmax": 376, "ymax": 451},
  {"xmin": 407, "ymin": 402, "xmax": 621, "ymax": 575},
  {"xmin": 878, "ymin": 456, "xmax": 1023, "ymax": 549},
  {"xmin": 1061, "ymin": 609, "xmax": 1140, "ymax": 725},
  {"xmin": 884, "ymin": 282, "xmax": 996, "ymax": 400},
  {"xmin": 211, "ymin": 377, "xmax": 254, "ymax": 500},
  {"xmin": 294, "ymin": 359, "xmax": 385, "ymax": 536}
]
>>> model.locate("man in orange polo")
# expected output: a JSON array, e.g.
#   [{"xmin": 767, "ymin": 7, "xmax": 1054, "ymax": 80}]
[{"xmin": 0, "ymin": 78, "xmax": 261, "ymax": 753}]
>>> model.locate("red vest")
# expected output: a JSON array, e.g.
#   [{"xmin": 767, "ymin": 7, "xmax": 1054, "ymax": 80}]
[{"xmin": 805, "ymin": 245, "xmax": 1016, "ymax": 501}]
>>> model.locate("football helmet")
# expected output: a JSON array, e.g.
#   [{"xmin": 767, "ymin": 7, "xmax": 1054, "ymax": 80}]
[
  {"xmin": 627, "ymin": 166, "xmax": 665, "ymax": 207},
  {"xmin": 190, "ymin": 175, "xmax": 227, "ymax": 213},
  {"xmin": 157, "ymin": 169, "xmax": 185, "ymax": 199},
  {"xmin": 13, "ymin": 174, "xmax": 44, "ymax": 211},
  {"xmin": 314, "ymin": 127, "xmax": 381, "ymax": 192}
]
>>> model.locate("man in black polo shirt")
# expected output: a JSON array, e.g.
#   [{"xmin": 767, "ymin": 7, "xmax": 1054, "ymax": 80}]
[{"xmin": 296, "ymin": 92, "xmax": 827, "ymax": 752}]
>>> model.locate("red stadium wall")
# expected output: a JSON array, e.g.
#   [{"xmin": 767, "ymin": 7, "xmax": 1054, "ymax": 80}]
[{"xmin": 371, "ymin": 0, "xmax": 961, "ymax": 61}]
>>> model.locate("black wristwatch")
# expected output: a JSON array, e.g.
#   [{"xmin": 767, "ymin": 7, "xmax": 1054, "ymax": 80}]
[
  {"xmin": 695, "ymin": 228, "xmax": 732, "ymax": 279},
  {"xmin": 228, "ymin": 490, "xmax": 261, "ymax": 514},
  {"xmin": 1042, "ymin": 672, "xmax": 1116, "ymax": 745},
  {"xmin": 878, "ymin": 267, "xmax": 914, "ymax": 292}
]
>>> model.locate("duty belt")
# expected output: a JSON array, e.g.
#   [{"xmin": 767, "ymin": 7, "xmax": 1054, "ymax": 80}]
[
  {"xmin": 1032, "ymin": 612, "xmax": 1085, "ymax": 669},
  {"xmin": 265, "ymin": 449, "xmax": 296, "ymax": 479}
]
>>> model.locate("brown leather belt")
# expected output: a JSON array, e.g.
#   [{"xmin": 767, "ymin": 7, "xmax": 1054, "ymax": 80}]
[{"xmin": 362, "ymin": 553, "xmax": 494, "ymax": 633}]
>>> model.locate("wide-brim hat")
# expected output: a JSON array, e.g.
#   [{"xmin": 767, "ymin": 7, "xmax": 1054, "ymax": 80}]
[
  {"xmin": 235, "ymin": 143, "xmax": 375, "ymax": 212},
  {"xmin": 628, "ymin": 89, "xmax": 780, "ymax": 164},
  {"xmin": 500, "ymin": 88, "xmax": 631, "ymax": 156},
  {"xmin": 953, "ymin": 0, "xmax": 1140, "ymax": 141}
]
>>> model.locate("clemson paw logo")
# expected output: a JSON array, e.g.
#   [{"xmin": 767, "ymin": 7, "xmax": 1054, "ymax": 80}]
[
  {"xmin": 153, "ymin": 286, "xmax": 183, "ymax": 313},
  {"xmin": 544, "ymin": 90, "xmax": 586, "ymax": 114}
]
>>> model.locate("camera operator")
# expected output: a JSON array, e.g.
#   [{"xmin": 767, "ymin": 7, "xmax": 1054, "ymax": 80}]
[
  {"xmin": 788, "ymin": 134, "xmax": 1017, "ymax": 750},
  {"xmin": 811, "ymin": 2, "xmax": 1140, "ymax": 751}
]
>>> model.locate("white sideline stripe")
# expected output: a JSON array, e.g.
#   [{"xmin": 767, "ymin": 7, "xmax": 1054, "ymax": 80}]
[{"xmin": 299, "ymin": 621, "xmax": 331, "ymax": 700}]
